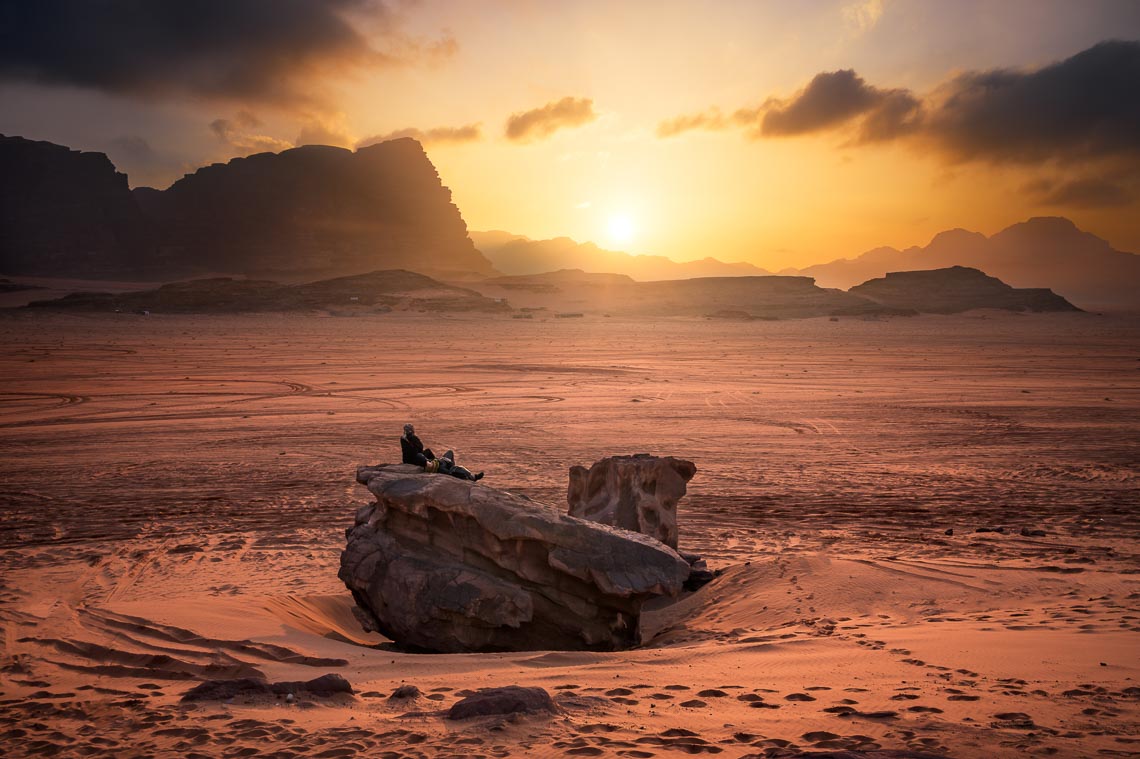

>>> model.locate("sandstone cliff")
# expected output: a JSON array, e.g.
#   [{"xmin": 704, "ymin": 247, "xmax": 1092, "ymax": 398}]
[
  {"xmin": 0, "ymin": 135, "xmax": 494, "ymax": 281},
  {"xmin": 137, "ymin": 139, "xmax": 494, "ymax": 280},
  {"xmin": 0, "ymin": 135, "xmax": 152, "ymax": 277}
]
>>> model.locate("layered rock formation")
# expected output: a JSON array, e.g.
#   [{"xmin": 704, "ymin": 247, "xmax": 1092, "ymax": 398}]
[
  {"xmin": 849, "ymin": 266, "xmax": 1081, "ymax": 314},
  {"xmin": 26, "ymin": 269, "xmax": 509, "ymax": 314},
  {"xmin": 0, "ymin": 135, "xmax": 152, "ymax": 277},
  {"xmin": 340, "ymin": 464, "xmax": 691, "ymax": 652},
  {"xmin": 568, "ymin": 454, "xmax": 697, "ymax": 549},
  {"xmin": 139, "ymin": 139, "xmax": 495, "ymax": 280}
]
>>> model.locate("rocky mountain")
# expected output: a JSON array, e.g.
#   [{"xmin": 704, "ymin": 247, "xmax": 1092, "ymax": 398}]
[
  {"xmin": 0, "ymin": 135, "xmax": 494, "ymax": 281},
  {"xmin": 0, "ymin": 135, "xmax": 152, "ymax": 277},
  {"xmin": 789, "ymin": 218, "xmax": 1140, "ymax": 310},
  {"xmin": 471, "ymin": 232, "xmax": 771, "ymax": 281},
  {"xmin": 849, "ymin": 267, "xmax": 1080, "ymax": 314},
  {"xmin": 139, "ymin": 139, "xmax": 494, "ymax": 281},
  {"xmin": 25, "ymin": 269, "xmax": 508, "ymax": 314}
]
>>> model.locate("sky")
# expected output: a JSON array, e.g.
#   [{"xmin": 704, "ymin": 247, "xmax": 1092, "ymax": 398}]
[{"xmin": 2, "ymin": 0, "xmax": 1139, "ymax": 270}]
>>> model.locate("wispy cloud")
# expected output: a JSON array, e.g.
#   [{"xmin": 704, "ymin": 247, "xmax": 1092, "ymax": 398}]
[
  {"xmin": 357, "ymin": 123, "xmax": 482, "ymax": 147},
  {"xmin": 505, "ymin": 97, "xmax": 597, "ymax": 142}
]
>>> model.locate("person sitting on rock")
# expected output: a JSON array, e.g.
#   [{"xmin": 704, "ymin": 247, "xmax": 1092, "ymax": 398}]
[
  {"xmin": 400, "ymin": 423, "xmax": 434, "ymax": 466},
  {"xmin": 401, "ymin": 424, "xmax": 484, "ymax": 482}
]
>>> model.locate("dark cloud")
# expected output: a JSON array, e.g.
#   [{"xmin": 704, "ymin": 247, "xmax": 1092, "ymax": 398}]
[
  {"xmin": 656, "ymin": 40, "xmax": 1140, "ymax": 164},
  {"xmin": 659, "ymin": 69, "xmax": 920, "ymax": 142},
  {"xmin": 923, "ymin": 40, "xmax": 1140, "ymax": 163},
  {"xmin": 505, "ymin": 97, "xmax": 597, "ymax": 142},
  {"xmin": 760, "ymin": 70, "xmax": 881, "ymax": 136},
  {"xmin": 1030, "ymin": 177, "xmax": 1133, "ymax": 208},
  {"xmin": 0, "ymin": 1, "xmax": 451, "ymax": 109},
  {"xmin": 357, "ymin": 124, "xmax": 482, "ymax": 147}
]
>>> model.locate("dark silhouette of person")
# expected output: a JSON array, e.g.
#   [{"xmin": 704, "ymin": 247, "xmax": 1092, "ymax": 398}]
[{"xmin": 400, "ymin": 424, "xmax": 483, "ymax": 481}]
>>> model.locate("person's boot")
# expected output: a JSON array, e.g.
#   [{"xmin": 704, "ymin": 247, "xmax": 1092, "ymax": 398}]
[{"xmin": 474, "ymin": 471, "xmax": 484, "ymax": 481}]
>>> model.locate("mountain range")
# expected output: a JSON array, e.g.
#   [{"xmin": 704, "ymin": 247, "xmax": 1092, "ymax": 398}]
[
  {"xmin": 1, "ymin": 134, "xmax": 1135, "ymax": 310},
  {"xmin": 782, "ymin": 217, "xmax": 1139, "ymax": 311},
  {"xmin": 474, "ymin": 219, "xmax": 1138, "ymax": 311},
  {"xmin": 470, "ymin": 232, "xmax": 773, "ymax": 280}
]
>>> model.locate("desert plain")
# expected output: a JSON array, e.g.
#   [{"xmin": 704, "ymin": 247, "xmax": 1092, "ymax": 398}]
[{"xmin": 1, "ymin": 309, "xmax": 1137, "ymax": 758}]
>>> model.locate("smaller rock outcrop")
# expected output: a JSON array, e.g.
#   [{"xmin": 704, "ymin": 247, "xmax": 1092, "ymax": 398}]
[
  {"xmin": 447, "ymin": 686, "xmax": 558, "ymax": 720},
  {"xmin": 340, "ymin": 464, "xmax": 690, "ymax": 652},
  {"xmin": 849, "ymin": 266, "xmax": 1080, "ymax": 313},
  {"xmin": 181, "ymin": 673, "xmax": 352, "ymax": 702},
  {"xmin": 567, "ymin": 454, "xmax": 696, "ymax": 550}
]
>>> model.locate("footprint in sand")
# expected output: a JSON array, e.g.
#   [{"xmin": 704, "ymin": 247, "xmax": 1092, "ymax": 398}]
[
  {"xmin": 679, "ymin": 699, "xmax": 708, "ymax": 708},
  {"xmin": 786, "ymin": 693, "xmax": 816, "ymax": 701}
]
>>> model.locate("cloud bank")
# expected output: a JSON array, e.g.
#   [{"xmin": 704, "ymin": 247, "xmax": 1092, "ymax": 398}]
[
  {"xmin": 658, "ymin": 40, "xmax": 1140, "ymax": 164},
  {"xmin": 0, "ymin": 0, "xmax": 451, "ymax": 109},
  {"xmin": 505, "ymin": 97, "xmax": 597, "ymax": 142}
]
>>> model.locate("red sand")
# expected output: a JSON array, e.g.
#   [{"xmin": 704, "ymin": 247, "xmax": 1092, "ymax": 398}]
[{"xmin": 1, "ymin": 310, "xmax": 1137, "ymax": 758}]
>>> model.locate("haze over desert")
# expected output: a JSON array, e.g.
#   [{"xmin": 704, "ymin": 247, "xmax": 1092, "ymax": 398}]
[{"xmin": 2, "ymin": 2, "xmax": 1140, "ymax": 758}]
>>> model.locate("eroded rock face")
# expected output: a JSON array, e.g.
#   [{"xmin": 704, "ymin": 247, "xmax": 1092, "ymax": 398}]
[
  {"xmin": 339, "ymin": 464, "xmax": 690, "ymax": 653},
  {"xmin": 567, "ymin": 455, "xmax": 697, "ymax": 549}
]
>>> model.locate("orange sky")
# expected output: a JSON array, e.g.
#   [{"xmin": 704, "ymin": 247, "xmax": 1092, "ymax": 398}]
[{"xmin": 2, "ymin": 1, "xmax": 1138, "ymax": 269}]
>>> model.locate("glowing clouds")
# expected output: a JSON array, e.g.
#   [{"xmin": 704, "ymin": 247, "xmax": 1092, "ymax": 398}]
[{"xmin": 505, "ymin": 97, "xmax": 597, "ymax": 142}]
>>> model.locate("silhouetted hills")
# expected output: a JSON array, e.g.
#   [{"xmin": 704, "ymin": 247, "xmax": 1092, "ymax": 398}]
[
  {"xmin": 471, "ymin": 232, "xmax": 772, "ymax": 280},
  {"xmin": 26, "ymin": 270, "xmax": 508, "ymax": 314},
  {"xmin": 789, "ymin": 217, "xmax": 1139, "ymax": 310},
  {"xmin": 850, "ymin": 266, "xmax": 1080, "ymax": 314},
  {"xmin": 0, "ymin": 135, "xmax": 494, "ymax": 281},
  {"xmin": 0, "ymin": 135, "xmax": 152, "ymax": 277}
]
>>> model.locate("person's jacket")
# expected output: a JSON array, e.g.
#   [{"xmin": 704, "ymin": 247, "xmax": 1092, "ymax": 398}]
[{"xmin": 401, "ymin": 433, "xmax": 428, "ymax": 466}]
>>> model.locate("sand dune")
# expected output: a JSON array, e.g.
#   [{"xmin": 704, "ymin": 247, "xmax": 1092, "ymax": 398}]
[{"xmin": 1, "ymin": 310, "xmax": 1137, "ymax": 757}]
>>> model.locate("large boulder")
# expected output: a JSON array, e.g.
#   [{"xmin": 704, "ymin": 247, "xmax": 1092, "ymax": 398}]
[
  {"xmin": 567, "ymin": 454, "xmax": 697, "ymax": 549},
  {"xmin": 339, "ymin": 465, "xmax": 691, "ymax": 653}
]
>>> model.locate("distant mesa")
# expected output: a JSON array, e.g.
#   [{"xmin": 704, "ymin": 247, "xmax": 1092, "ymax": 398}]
[
  {"xmin": 25, "ymin": 270, "xmax": 509, "ymax": 314},
  {"xmin": 788, "ymin": 217, "xmax": 1140, "ymax": 311},
  {"xmin": 0, "ymin": 134, "xmax": 494, "ymax": 282},
  {"xmin": 849, "ymin": 266, "xmax": 1081, "ymax": 314},
  {"xmin": 472, "ymin": 231, "xmax": 772, "ymax": 281},
  {"xmin": 468, "ymin": 270, "xmax": 912, "ymax": 319}
]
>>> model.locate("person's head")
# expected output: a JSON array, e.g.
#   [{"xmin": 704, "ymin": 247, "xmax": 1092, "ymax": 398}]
[{"xmin": 403, "ymin": 423, "xmax": 415, "ymax": 436}]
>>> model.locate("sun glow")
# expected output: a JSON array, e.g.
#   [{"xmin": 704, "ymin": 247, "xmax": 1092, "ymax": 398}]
[{"xmin": 607, "ymin": 214, "xmax": 637, "ymax": 248}]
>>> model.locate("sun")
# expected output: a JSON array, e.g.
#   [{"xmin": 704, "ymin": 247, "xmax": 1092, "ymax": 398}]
[{"xmin": 607, "ymin": 214, "xmax": 636, "ymax": 248}]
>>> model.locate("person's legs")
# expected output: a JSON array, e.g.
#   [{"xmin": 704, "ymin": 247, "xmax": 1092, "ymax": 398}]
[
  {"xmin": 442, "ymin": 449, "xmax": 454, "ymax": 462},
  {"xmin": 450, "ymin": 465, "xmax": 478, "ymax": 481}
]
